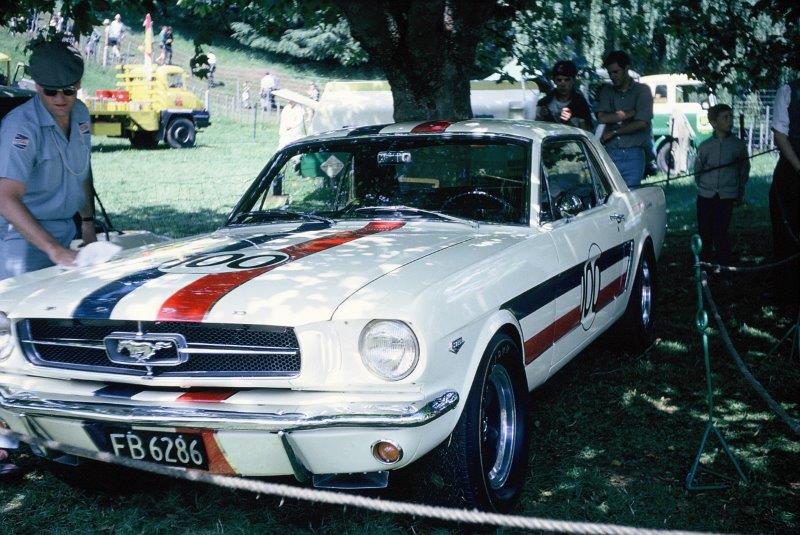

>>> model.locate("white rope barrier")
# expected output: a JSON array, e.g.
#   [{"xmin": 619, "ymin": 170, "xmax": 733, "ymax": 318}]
[{"xmin": 0, "ymin": 428, "xmax": 727, "ymax": 535}]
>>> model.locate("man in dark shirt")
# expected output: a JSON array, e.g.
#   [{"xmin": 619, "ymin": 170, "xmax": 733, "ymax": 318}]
[
  {"xmin": 536, "ymin": 60, "xmax": 593, "ymax": 131},
  {"xmin": 596, "ymin": 51, "xmax": 653, "ymax": 187}
]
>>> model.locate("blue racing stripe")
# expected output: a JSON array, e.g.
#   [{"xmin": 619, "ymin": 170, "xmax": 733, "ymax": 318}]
[
  {"xmin": 73, "ymin": 222, "xmax": 332, "ymax": 320},
  {"xmin": 94, "ymin": 384, "xmax": 146, "ymax": 399}
]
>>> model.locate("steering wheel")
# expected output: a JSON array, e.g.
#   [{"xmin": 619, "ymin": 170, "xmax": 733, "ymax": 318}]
[{"xmin": 441, "ymin": 190, "xmax": 515, "ymax": 218}]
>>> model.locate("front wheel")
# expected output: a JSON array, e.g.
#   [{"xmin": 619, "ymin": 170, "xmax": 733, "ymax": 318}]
[
  {"xmin": 414, "ymin": 333, "xmax": 529, "ymax": 512},
  {"xmin": 165, "ymin": 117, "xmax": 196, "ymax": 148}
]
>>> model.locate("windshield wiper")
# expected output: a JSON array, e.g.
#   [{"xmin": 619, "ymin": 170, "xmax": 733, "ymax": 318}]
[
  {"xmin": 352, "ymin": 206, "xmax": 479, "ymax": 228},
  {"xmin": 230, "ymin": 210, "xmax": 334, "ymax": 226}
]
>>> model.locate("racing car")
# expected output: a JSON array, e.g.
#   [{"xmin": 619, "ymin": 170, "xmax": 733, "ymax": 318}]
[{"xmin": 0, "ymin": 119, "xmax": 666, "ymax": 511}]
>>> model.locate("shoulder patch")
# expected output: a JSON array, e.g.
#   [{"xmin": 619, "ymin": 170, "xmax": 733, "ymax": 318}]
[
  {"xmin": 11, "ymin": 133, "xmax": 29, "ymax": 149},
  {"xmin": 79, "ymin": 122, "xmax": 90, "ymax": 134}
]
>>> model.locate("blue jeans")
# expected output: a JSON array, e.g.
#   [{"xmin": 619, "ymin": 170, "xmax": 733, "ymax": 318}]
[{"xmin": 608, "ymin": 147, "xmax": 645, "ymax": 188}]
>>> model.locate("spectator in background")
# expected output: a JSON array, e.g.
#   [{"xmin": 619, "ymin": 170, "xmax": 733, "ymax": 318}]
[
  {"xmin": 278, "ymin": 99, "xmax": 307, "ymax": 148},
  {"xmin": 769, "ymin": 79, "xmax": 800, "ymax": 308},
  {"xmin": 307, "ymin": 81, "xmax": 320, "ymax": 101},
  {"xmin": 206, "ymin": 50, "xmax": 217, "ymax": 88},
  {"xmin": 694, "ymin": 104, "xmax": 749, "ymax": 268},
  {"xmin": 85, "ymin": 27, "xmax": 101, "ymax": 60},
  {"xmin": 241, "ymin": 82, "xmax": 252, "ymax": 109},
  {"xmin": 535, "ymin": 60, "xmax": 593, "ymax": 131},
  {"xmin": 107, "ymin": 14, "xmax": 125, "ymax": 64},
  {"xmin": 260, "ymin": 71, "xmax": 279, "ymax": 111},
  {"xmin": 156, "ymin": 26, "xmax": 167, "ymax": 65},
  {"xmin": 596, "ymin": 50, "xmax": 653, "ymax": 187},
  {"xmin": 101, "ymin": 18, "xmax": 111, "ymax": 67},
  {"xmin": 164, "ymin": 27, "xmax": 174, "ymax": 65}
]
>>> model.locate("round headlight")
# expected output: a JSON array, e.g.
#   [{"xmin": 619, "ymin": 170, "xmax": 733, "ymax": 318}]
[
  {"xmin": 0, "ymin": 312, "xmax": 12, "ymax": 362},
  {"xmin": 359, "ymin": 320, "xmax": 419, "ymax": 381}
]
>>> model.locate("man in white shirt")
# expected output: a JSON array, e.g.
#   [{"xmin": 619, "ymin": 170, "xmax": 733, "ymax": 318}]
[
  {"xmin": 260, "ymin": 71, "xmax": 279, "ymax": 111},
  {"xmin": 207, "ymin": 50, "xmax": 217, "ymax": 88},
  {"xmin": 769, "ymin": 80, "xmax": 800, "ymax": 308},
  {"xmin": 107, "ymin": 14, "xmax": 124, "ymax": 63}
]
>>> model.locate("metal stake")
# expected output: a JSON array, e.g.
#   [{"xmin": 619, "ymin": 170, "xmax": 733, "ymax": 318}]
[{"xmin": 685, "ymin": 235, "xmax": 749, "ymax": 491}]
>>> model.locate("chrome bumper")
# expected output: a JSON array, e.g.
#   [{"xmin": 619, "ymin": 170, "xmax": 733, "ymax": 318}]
[{"xmin": 0, "ymin": 388, "xmax": 460, "ymax": 432}]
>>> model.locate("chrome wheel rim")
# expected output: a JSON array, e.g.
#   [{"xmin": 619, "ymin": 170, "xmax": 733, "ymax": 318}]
[
  {"xmin": 640, "ymin": 259, "xmax": 652, "ymax": 327},
  {"xmin": 173, "ymin": 124, "xmax": 192, "ymax": 144},
  {"xmin": 482, "ymin": 362, "xmax": 516, "ymax": 489}
]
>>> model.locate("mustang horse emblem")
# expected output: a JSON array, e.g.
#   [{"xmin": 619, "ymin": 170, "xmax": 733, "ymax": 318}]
[{"xmin": 117, "ymin": 340, "xmax": 173, "ymax": 363}]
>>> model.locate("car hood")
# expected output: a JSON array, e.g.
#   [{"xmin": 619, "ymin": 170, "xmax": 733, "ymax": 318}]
[{"xmin": 1, "ymin": 220, "xmax": 494, "ymax": 326}]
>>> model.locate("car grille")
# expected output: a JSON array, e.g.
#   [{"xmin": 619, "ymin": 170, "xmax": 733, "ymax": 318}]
[{"xmin": 19, "ymin": 319, "xmax": 301, "ymax": 377}]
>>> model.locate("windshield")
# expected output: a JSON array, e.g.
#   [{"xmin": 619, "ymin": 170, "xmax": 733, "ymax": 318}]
[{"xmin": 231, "ymin": 136, "xmax": 531, "ymax": 226}]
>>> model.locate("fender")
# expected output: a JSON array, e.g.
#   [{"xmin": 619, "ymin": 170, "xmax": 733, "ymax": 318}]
[
  {"xmin": 413, "ymin": 308, "xmax": 523, "ymax": 457},
  {"xmin": 158, "ymin": 110, "xmax": 195, "ymax": 140}
]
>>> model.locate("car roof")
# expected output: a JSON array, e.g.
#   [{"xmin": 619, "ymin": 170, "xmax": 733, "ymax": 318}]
[
  {"xmin": 308, "ymin": 119, "xmax": 588, "ymax": 145},
  {"xmin": 640, "ymin": 74, "xmax": 702, "ymax": 85}
]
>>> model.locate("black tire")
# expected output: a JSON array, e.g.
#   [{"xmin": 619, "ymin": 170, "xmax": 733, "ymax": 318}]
[
  {"xmin": 656, "ymin": 141, "xmax": 675, "ymax": 173},
  {"xmin": 165, "ymin": 117, "xmax": 196, "ymax": 149},
  {"xmin": 130, "ymin": 130, "xmax": 159, "ymax": 149},
  {"xmin": 618, "ymin": 247, "xmax": 656, "ymax": 352},
  {"xmin": 411, "ymin": 333, "xmax": 529, "ymax": 512}
]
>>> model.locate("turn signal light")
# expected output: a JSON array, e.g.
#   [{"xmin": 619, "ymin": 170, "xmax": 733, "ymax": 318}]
[{"xmin": 372, "ymin": 440, "xmax": 403, "ymax": 464}]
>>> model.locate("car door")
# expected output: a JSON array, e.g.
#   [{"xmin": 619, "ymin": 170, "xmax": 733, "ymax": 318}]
[{"xmin": 538, "ymin": 136, "xmax": 633, "ymax": 373}]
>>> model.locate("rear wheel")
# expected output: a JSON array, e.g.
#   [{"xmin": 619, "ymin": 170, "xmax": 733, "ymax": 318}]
[
  {"xmin": 165, "ymin": 117, "xmax": 196, "ymax": 148},
  {"xmin": 618, "ymin": 247, "xmax": 656, "ymax": 352},
  {"xmin": 413, "ymin": 332, "xmax": 529, "ymax": 512},
  {"xmin": 656, "ymin": 141, "xmax": 675, "ymax": 173}
]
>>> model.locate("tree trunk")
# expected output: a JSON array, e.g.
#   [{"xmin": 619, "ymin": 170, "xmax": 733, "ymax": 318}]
[{"xmin": 335, "ymin": 0, "xmax": 504, "ymax": 122}]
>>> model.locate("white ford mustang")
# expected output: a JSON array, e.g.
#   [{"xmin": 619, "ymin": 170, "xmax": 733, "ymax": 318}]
[{"xmin": 0, "ymin": 119, "xmax": 665, "ymax": 511}]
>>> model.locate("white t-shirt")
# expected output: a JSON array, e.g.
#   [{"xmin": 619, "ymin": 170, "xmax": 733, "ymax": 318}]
[
  {"xmin": 771, "ymin": 84, "xmax": 791, "ymax": 135},
  {"xmin": 278, "ymin": 103, "xmax": 307, "ymax": 148},
  {"xmin": 108, "ymin": 20, "xmax": 124, "ymax": 39},
  {"xmin": 260, "ymin": 74, "xmax": 277, "ymax": 92}
]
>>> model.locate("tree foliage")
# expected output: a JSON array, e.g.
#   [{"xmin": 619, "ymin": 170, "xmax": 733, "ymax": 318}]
[{"xmin": 0, "ymin": 0, "xmax": 795, "ymax": 119}]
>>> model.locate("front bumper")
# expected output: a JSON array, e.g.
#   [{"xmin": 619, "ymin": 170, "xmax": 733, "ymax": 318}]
[{"xmin": 0, "ymin": 380, "xmax": 459, "ymax": 478}]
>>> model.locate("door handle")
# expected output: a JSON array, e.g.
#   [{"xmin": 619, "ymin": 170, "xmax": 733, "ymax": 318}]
[{"xmin": 609, "ymin": 212, "xmax": 626, "ymax": 223}]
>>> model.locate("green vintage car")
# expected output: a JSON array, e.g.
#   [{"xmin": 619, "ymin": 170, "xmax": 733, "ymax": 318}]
[{"xmin": 640, "ymin": 74, "xmax": 716, "ymax": 172}]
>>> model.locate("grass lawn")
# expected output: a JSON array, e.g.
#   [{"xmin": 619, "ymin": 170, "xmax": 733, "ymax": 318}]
[{"xmin": 0, "ymin": 122, "xmax": 798, "ymax": 534}]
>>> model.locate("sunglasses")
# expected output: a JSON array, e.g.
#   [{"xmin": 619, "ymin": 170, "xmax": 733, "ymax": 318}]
[{"xmin": 43, "ymin": 86, "xmax": 78, "ymax": 97}]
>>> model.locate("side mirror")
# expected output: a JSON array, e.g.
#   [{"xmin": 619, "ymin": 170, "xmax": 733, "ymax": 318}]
[{"xmin": 556, "ymin": 194, "xmax": 584, "ymax": 218}]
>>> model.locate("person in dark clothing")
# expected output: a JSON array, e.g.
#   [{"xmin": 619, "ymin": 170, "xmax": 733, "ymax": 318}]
[
  {"xmin": 769, "ymin": 79, "xmax": 800, "ymax": 309},
  {"xmin": 536, "ymin": 61, "xmax": 593, "ymax": 131}
]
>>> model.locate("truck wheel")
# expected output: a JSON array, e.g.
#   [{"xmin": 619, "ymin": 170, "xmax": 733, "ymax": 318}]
[
  {"xmin": 166, "ymin": 117, "xmax": 196, "ymax": 148},
  {"xmin": 130, "ymin": 131, "xmax": 159, "ymax": 149},
  {"xmin": 412, "ymin": 332, "xmax": 529, "ymax": 512},
  {"xmin": 656, "ymin": 141, "xmax": 675, "ymax": 173}
]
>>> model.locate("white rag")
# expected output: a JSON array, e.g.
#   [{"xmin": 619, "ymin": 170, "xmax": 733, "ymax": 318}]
[{"xmin": 74, "ymin": 241, "xmax": 122, "ymax": 267}]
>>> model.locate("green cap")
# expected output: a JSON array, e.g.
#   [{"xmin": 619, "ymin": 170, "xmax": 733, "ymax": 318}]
[{"xmin": 29, "ymin": 41, "xmax": 84, "ymax": 88}]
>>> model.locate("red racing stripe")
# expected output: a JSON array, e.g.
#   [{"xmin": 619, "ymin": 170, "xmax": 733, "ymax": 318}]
[
  {"xmin": 595, "ymin": 273, "xmax": 627, "ymax": 311},
  {"xmin": 177, "ymin": 389, "xmax": 238, "ymax": 403},
  {"xmin": 523, "ymin": 306, "xmax": 582, "ymax": 364},
  {"xmin": 176, "ymin": 427, "xmax": 237, "ymax": 475},
  {"xmin": 157, "ymin": 221, "xmax": 405, "ymax": 322}
]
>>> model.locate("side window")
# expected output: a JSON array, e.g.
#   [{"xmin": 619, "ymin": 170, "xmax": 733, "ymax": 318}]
[
  {"xmin": 583, "ymin": 144, "xmax": 612, "ymax": 203},
  {"xmin": 653, "ymin": 84, "xmax": 668, "ymax": 103},
  {"xmin": 540, "ymin": 139, "xmax": 598, "ymax": 221}
]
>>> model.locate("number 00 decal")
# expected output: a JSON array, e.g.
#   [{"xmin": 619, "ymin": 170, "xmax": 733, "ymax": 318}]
[
  {"xmin": 580, "ymin": 244, "xmax": 602, "ymax": 330},
  {"xmin": 159, "ymin": 252, "xmax": 291, "ymax": 274}
]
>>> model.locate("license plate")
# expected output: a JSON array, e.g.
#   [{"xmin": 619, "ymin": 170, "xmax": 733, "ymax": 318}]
[{"xmin": 104, "ymin": 428, "xmax": 208, "ymax": 470}]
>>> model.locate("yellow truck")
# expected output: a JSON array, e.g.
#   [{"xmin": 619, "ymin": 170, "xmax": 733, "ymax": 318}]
[{"xmin": 82, "ymin": 64, "xmax": 210, "ymax": 149}]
